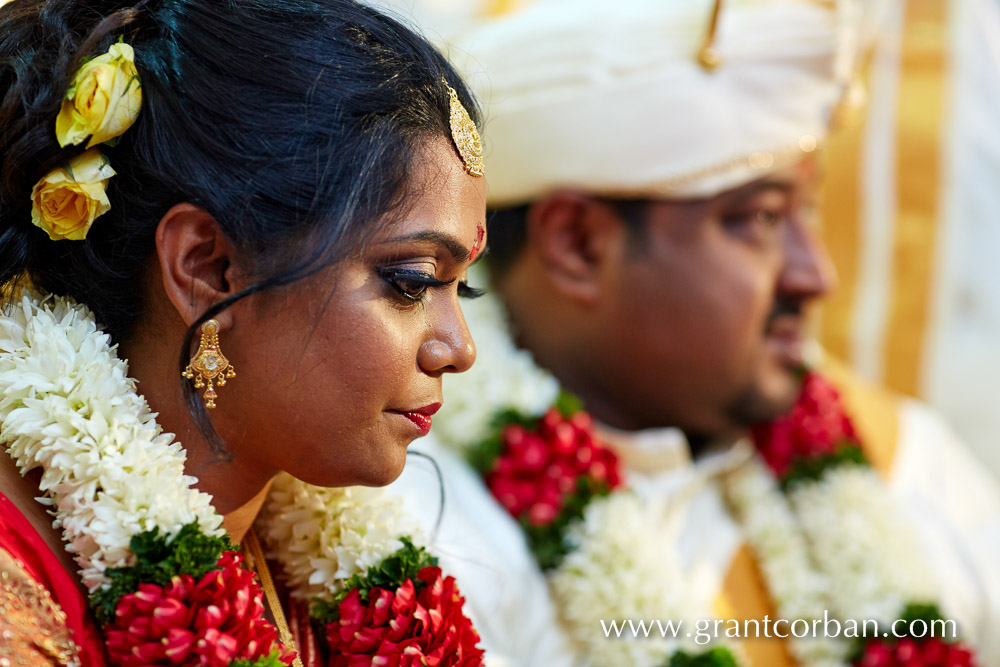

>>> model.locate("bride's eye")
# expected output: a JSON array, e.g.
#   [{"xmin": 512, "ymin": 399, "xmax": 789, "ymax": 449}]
[
  {"xmin": 377, "ymin": 267, "xmax": 453, "ymax": 302},
  {"xmin": 458, "ymin": 282, "xmax": 486, "ymax": 299}
]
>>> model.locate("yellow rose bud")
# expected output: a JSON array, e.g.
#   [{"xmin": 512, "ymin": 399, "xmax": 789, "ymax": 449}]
[
  {"xmin": 30, "ymin": 149, "xmax": 116, "ymax": 241},
  {"xmin": 55, "ymin": 42, "xmax": 142, "ymax": 149}
]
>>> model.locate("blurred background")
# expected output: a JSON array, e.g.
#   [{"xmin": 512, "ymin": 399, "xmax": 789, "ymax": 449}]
[{"xmin": 368, "ymin": 0, "xmax": 1000, "ymax": 481}]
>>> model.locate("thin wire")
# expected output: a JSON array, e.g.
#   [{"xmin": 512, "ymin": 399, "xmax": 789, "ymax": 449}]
[{"xmin": 406, "ymin": 449, "xmax": 446, "ymax": 541}]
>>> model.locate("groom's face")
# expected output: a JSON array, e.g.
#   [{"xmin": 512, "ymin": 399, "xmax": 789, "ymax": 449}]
[{"xmin": 599, "ymin": 160, "xmax": 836, "ymax": 437}]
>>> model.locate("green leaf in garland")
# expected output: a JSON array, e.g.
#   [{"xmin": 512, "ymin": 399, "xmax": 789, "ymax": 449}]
[
  {"xmin": 89, "ymin": 522, "xmax": 233, "ymax": 625},
  {"xmin": 230, "ymin": 650, "xmax": 291, "ymax": 667},
  {"xmin": 780, "ymin": 443, "xmax": 869, "ymax": 492},
  {"xmin": 667, "ymin": 646, "xmax": 740, "ymax": 667},
  {"xmin": 897, "ymin": 602, "xmax": 948, "ymax": 630},
  {"xmin": 553, "ymin": 390, "xmax": 584, "ymax": 418},
  {"xmin": 522, "ymin": 476, "xmax": 612, "ymax": 571},
  {"xmin": 467, "ymin": 393, "xmax": 585, "ymax": 475},
  {"xmin": 311, "ymin": 598, "xmax": 340, "ymax": 628},
  {"xmin": 311, "ymin": 537, "xmax": 438, "ymax": 626},
  {"xmin": 847, "ymin": 602, "xmax": 952, "ymax": 662}
]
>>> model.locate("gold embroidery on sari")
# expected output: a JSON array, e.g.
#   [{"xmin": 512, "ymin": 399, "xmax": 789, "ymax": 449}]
[{"xmin": 0, "ymin": 547, "xmax": 80, "ymax": 667}]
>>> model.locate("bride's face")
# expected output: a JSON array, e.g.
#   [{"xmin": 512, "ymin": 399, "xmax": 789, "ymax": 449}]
[{"xmin": 224, "ymin": 138, "xmax": 486, "ymax": 487}]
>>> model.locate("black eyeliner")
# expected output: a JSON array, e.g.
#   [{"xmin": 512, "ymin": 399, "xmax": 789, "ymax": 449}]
[
  {"xmin": 376, "ymin": 267, "xmax": 483, "ymax": 301},
  {"xmin": 377, "ymin": 267, "xmax": 455, "ymax": 302},
  {"xmin": 377, "ymin": 267, "xmax": 453, "ymax": 287}
]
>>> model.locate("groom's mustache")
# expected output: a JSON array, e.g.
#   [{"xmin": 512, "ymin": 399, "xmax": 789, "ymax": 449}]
[{"xmin": 765, "ymin": 298, "xmax": 803, "ymax": 331}]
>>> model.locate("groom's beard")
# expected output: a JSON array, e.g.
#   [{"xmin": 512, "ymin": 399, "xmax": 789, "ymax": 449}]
[{"xmin": 723, "ymin": 296, "xmax": 806, "ymax": 428}]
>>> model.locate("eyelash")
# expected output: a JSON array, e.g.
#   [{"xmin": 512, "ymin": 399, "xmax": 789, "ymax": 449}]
[
  {"xmin": 724, "ymin": 208, "xmax": 783, "ymax": 226},
  {"xmin": 377, "ymin": 267, "xmax": 485, "ymax": 302}
]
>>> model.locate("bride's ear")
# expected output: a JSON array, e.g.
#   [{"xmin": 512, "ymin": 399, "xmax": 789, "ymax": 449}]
[{"xmin": 155, "ymin": 203, "xmax": 241, "ymax": 329}]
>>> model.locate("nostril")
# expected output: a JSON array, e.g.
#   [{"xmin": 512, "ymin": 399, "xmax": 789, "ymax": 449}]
[{"xmin": 418, "ymin": 339, "xmax": 448, "ymax": 374}]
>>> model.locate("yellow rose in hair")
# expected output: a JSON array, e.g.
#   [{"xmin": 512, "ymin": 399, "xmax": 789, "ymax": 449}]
[
  {"xmin": 30, "ymin": 149, "xmax": 116, "ymax": 241},
  {"xmin": 55, "ymin": 42, "xmax": 142, "ymax": 149}
]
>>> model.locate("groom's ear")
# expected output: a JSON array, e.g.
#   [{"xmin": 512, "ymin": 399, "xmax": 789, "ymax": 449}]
[{"xmin": 524, "ymin": 190, "xmax": 628, "ymax": 306}]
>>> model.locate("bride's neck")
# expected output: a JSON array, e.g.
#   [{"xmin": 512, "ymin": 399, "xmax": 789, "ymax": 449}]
[
  {"xmin": 222, "ymin": 479, "xmax": 274, "ymax": 544},
  {"xmin": 120, "ymin": 329, "xmax": 276, "ymax": 542}
]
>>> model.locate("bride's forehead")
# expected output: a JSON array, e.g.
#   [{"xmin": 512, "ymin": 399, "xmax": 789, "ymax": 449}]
[{"xmin": 377, "ymin": 175, "xmax": 485, "ymax": 239}]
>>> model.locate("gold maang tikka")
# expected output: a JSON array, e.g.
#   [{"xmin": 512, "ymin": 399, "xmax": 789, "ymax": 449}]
[
  {"xmin": 182, "ymin": 319, "xmax": 235, "ymax": 409},
  {"xmin": 445, "ymin": 80, "xmax": 485, "ymax": 177}
]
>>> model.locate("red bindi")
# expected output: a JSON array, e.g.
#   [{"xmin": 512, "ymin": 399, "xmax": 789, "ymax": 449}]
[{"xmin": 470, "ymin": 225, "xmax": 485, "ymax": 262}]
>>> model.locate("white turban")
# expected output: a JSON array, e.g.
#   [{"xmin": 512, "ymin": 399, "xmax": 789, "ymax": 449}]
[{"xmin": 449, "ymin": 0, "xmax": 856, "ymax": 206}]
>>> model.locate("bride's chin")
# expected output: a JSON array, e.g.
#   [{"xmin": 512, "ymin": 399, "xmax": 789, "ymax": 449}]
[
  {"xmin": 356, "ymin": 447, "xmax": 409, "ymax": 488},
  {"xmin": 288, "ymin": 444, "xmax": 409, "ymax": 489}
]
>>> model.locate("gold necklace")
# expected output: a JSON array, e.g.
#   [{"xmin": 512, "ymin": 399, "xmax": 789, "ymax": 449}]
[{"xmin": 241, "ymin": 530, "xmax": 304, "ymax": 667}]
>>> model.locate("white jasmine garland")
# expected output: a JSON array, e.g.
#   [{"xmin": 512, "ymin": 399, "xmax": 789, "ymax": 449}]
[
  {"xmin": 434, "ymin": 273, "xmax": 559, "ymax": 453},
  {"xmin": 725, "ymin": 455, "xmax": 849, "ymax": 667},
  {"xmin": 258, "ymin": 473, "xmax": 426, "ymax": 604},
  {"xmin": 727, "ymin": 453, "xmax": 940, "ymax": 666},
  {"xmin": 549, "ymin": 492, "xmax": 720, "ymax": 667},
  {"xmin": 788, "ymin": 464, "xmax": 936, "ymax": 623},
  {"xmin": 0, "ymin": 292, "xmax": 223, "ymax": 591}
]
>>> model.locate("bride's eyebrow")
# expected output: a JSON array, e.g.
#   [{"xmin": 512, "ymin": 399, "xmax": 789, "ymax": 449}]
[{"xmin": 381, "ymin": 230, "xmax": 471, "ymax": 262}]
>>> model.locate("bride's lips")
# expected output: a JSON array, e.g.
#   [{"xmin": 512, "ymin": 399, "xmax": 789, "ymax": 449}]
[{"xmin": 390, "ymin": 402, "xmax": 442, "ymax": 436}]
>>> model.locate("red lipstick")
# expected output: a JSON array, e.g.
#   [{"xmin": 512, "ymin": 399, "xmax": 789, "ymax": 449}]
[{"xmin": 395, "ymin": 402, "xmax": 442, "ymax": 436}]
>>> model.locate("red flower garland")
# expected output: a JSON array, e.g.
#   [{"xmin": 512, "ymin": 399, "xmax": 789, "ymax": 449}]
[
  {"xmin": 857, "ymin": 637, "xmax": 976, "ymax": 667},
  {"xmin": 753, "ymin": 372, "xmax": 981, "ymax": 667},
  {"xmin": 486, "ymin": 408, "xmax": 623, "ymax": 526},
  {"xmin": 751, "ymin": 372, "xmax": 859, "ymax": 477},
  {"xmin": 326, "ymin": 566, "xmax": 485, "ymax": 667},
  {"xmin": 103, "ymin": 552, "xmax": 294, "ymax": 667}
]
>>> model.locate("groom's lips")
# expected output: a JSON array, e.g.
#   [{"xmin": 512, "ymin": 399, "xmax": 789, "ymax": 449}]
[{"xmin": 765, "ymin": 316, "xmax": 804, "ymax": 366}]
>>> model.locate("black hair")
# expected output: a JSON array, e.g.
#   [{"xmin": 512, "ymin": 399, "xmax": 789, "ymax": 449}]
[
  {"xmin": 0, "ymin": 0, "xmax": 480, "ymax": 451},
  {"xmin": 485, "ymin": 198, "xmax": 650, "ymax": 281}
]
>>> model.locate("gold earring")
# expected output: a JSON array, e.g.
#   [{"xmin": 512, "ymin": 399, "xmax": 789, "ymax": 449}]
[{"xmin": 182, "ymin": 319, "xmax": 236, "ymax": 409}]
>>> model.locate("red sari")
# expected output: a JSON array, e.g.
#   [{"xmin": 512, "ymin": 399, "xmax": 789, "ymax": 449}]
[{"xmin": 0, "ymin": 492, "xmax": 106, "ymax": 666}]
